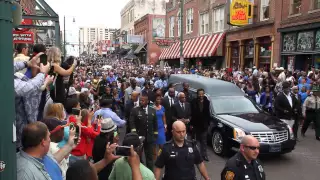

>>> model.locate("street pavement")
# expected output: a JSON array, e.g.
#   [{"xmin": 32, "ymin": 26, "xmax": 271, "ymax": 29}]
[
  {"xmin": 119, "ymin": 126, "xmax": 320, "ymax": 180},
  {"xmin": 198, "ymin": 128, "xmax": 320, "ymax": 180}
]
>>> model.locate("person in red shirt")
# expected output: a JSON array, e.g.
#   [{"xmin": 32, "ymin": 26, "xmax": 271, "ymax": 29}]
[{"xmin": 68, "ymin": 109, "xmax": 101, "ymax": 165}]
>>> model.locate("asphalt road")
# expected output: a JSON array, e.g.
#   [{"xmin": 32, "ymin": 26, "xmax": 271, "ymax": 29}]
[
  {"xmin": 198, "ymin": 128, "xmax": 320, "ymax": 180},
  {"xmin": 119, "ymin": 126, "xmax": 320, "ymax": 180}
]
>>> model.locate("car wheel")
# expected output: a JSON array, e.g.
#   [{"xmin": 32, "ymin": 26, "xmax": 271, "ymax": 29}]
[{"xmin": 212, "ymin": 130, "xmax": 225, "ymax": 156}]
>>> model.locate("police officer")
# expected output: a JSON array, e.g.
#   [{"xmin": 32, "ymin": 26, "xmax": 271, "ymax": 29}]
[
  {"xmin": 154, "ymin": 121, "xmax": 210, "ymax": 180},
  {"xmin": 302, "ymin": 85, "xmax": 320, "ymax": 141},
  {"xmin": 221, "ymin": 135, "xmax": 265, "ymax": 180}
]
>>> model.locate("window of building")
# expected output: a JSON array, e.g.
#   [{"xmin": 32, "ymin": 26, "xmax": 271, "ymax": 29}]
[
  {"xmin": 314, "ymin": 0, "xmax": 320, "ymax": 9},
  {"xmin": 186, "ymin": 8, "xmax": 193, "ymax": 34},
  {"xmin": 200, "ymin": 13, "xmax": 209, "ymax": 35},
  {"xmin": 260, "ymin": 0, "xmax": 269, "ymax": 21},
  {"xmin": 290, "ymin": 0, "xmax": 301, "ymax": 15},
  {"xmin": 169, "ymin": 16, "xmax": 175, "ymax": 37},
  {"xmin": 213, "ymin": 7, "xmax": 224, "ymax": 33},
  {"xmin": 177, "ymin": 11, "xmax": 181, "ymax": 37}
]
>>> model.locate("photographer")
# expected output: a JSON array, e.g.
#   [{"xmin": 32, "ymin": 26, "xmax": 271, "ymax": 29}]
[
  {"xmin": 14, "ymin": 53, "xmax": 53, "ymax": 150},
  {"xmin": 92, "ymin": 118, "xmax": 119, "ymax": 180},
  {"xmin": 66, "ymin": 143, "xmax": 144, "ymax": 180},
  {"xmin": 109, "ymin": 133, "xmax": 155, "ymax": 180},
  {"xmin": 47, "ymin": 47, "xmax": 77, "ymax": 104}
]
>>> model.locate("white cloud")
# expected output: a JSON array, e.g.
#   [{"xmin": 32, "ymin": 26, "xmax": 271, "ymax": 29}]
[{"xmin": 46, "ymin": 0, "xmax": 130, "ymax": 28}]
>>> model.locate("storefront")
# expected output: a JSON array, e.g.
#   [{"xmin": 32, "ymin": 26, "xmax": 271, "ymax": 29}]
[
  {"xmin": 226, "ymin": 36, "xmax": 273, "ymax": 71},
  {"xmin": 279, "ymin": 23, "xmax": 320, "ymax": 71},
  {"xmin": 159, "ymin": 33, "xmax": 225, "ymax": 69}
]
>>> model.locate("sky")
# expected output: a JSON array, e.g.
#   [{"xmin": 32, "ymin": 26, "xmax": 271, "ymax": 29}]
[{"xmin": 46, "ymin": 0, "xmax": 130, "ymax": 28}]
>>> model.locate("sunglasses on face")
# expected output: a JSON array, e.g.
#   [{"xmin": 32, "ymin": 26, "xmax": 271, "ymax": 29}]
[{"xmin": 245, "ymin": 145, "xmax": 260, "ymax": 150}]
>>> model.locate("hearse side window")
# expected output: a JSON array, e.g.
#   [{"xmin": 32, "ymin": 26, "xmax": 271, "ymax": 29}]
[{"xmin": 211, "ymin": 96, "xmax": 259, "ymax": 115}]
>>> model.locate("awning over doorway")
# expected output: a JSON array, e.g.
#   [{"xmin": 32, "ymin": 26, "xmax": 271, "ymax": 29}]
[
  {"xmin": 134, "ymin": 42, "xmax": 147, "ymax": 54},
  {"xmin": 159, "ymin": 33, "xmax": 225, "ymax": 60}
]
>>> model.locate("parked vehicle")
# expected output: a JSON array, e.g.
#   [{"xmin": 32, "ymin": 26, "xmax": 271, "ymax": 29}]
[{"xmin": 169, "ymin": 74, "xmax": 296, "ymax": 156}]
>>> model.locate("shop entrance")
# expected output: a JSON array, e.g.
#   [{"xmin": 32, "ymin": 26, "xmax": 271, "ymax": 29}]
[{"xmin": 295, "ymin": 55, "xmax": 312, "ymax": 71}]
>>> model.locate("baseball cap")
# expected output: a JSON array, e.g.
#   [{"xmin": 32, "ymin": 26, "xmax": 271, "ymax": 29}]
[
  {"xmin": 41, "ymin": 118, "xmax": 67, "ymax": 134},
  {"xmin": 100, "ymin": 118, "xmax": 117, "ymax": 133},
  {"xmin": 122, "ymin": 133, "xmax": 144, "ymax": 148}
]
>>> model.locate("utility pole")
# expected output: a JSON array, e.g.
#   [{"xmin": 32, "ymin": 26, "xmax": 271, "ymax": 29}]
[
  {"xmin": 0, "ymin": 0, "xmax": 17, "ymax": 179},
  {"xmin": 63, "ymin": 15, "xmax": 66, "ymax": 59},
  {"xmin": 179, "ymin": 0, "xmax": 184, "ymax": 69}
]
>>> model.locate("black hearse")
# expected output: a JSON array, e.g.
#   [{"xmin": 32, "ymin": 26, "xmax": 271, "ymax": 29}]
[{"xmin": 169, "ymin": 74, "xmax": 296, "ymax": 156}]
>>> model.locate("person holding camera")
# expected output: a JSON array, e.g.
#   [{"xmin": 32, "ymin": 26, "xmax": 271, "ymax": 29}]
[
  {"xmin": 109, "ymin": 133, "xmax": 155, "ymax": 180},
  {"xmin": 92, "ymin": 118, "xmax": 119, "ymax": 180},
  {"xmin": 46, "ymin": 47, "xmax": 77, "ymax": 104},
  {"xmin": 14, "ymin": 52, "xmax": 53, "ymax": 151},
  {"xmin": 67, "ymin": 142, "xmax": 144, "ymax": 180},
  {"xmin": 17, "ymin": 121, "xmax": 79, "ymax": 180}
]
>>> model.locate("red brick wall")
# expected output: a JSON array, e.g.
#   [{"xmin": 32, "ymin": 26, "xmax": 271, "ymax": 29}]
[
  {"xmin": 280, "ymin": 0, "xmax": 320, "ymax": 28},
  {"xmin": 134, "ymin": 14, "xmax": 166, "ymax": 65},
  {"xmin": 165, "ymin": 0, "xmax": 199, "ymax": 40}
]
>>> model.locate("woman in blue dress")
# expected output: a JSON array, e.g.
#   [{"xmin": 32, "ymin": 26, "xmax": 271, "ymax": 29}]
[{"xmin": 153, "ymin": 95, "xmax": 167, "ymax": 160}]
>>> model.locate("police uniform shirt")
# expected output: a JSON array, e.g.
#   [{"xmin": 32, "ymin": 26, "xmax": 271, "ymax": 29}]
[
  {"xmin": 221, "ymin": 152, "xmax": 265, "ymax": 180},
  {"xmin": 155, "ymin": 140, "xmax": 203, "ymax": 180}
]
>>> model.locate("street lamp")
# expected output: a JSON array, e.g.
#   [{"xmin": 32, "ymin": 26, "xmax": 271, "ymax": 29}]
[
  {"xmin": 63, "ymin": 16, "xmax": 76, "ymax": 60},
  {"xmin": 165, "ymin": 0, "xmax": 184, "ymax": 69}
]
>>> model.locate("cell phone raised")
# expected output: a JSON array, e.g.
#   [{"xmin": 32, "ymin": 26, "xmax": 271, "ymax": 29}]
[
  {"xmin": 115, "ymin": 146, "xmax": 131, "ymax": 157},
  {"xmin": 69, "ymin": 122, "xmax": 80, "ymax": 144},
  {"xmin": 40, "ymin": 54, "xmax": 48, "ymax": 65}
]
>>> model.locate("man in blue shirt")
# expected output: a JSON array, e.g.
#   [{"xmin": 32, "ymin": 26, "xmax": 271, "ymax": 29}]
[
  {"xmin": 93, "ymin": 99, "xmax": 126, "ymax": 127},
  {"xmin": 17, "ymin": 121, "xmax": 78, "ymax": 180},
  {"xmin": 298, "ymin": 77, "xmax": 311, "ymax": 92}
]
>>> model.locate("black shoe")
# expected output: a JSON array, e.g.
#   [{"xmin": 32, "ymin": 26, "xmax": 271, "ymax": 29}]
[
  {"xmin": 316, "ymin": 137, "xmax": 320, "ymax": 141},
  {"xmin": 203, "ymin": 156, "xmax": 209, "ymax": 162}
]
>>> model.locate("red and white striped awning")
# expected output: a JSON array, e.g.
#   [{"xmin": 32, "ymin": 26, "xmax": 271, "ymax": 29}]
[{"xmin": 159, "ymin": 33, "xmax": 225, "ymax": 60}]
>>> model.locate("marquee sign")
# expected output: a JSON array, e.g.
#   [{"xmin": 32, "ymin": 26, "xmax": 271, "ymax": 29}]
[{"xmin": 228, "ymin": 0, "xmax": 253, "ymax": 26}]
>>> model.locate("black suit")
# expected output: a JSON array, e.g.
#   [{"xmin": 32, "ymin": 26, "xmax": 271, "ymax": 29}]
[
  {"xmin": 274, "ymin": 92, "xmax": 299, "ymax": 122},
  {"xmin": 171, "ymin": 102, "xmax": 191, "ymax": 123},
  {"xmin": 292, "ymin": 93, "xmax": 302, "ymax": 138},
  {"xmin": 162, "ymin": 96, "xmax": 177, "ymax": 140},
  {"xmin": 191, "ymin": 97, "xmax": 211, "ymax": 157},
  {"xmin": 129, "ymin": 106, "xmax": 158, "ymax": 171},
  {"xmin": 124, "ymin": 99, "xmax": 135, "ymax": 133}
]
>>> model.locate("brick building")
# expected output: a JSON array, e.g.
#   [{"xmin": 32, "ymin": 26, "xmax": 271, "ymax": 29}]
[
  {"xmin": 134, "ymin": 14, "xmax": 166, "ymax": 65},
  {"xmin": 160, "ymin": 0, "xmax": 226, "ymax": 69},
  {"xmin": 277, "ymin": 0, "xmax": 320, "ymax": 71},
  {"xmin": 225, "ymin": 0, "xmax": 278, "ymax": 71}
]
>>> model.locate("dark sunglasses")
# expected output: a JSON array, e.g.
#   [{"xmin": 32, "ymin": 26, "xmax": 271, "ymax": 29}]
[{"xmin": 245, "ymin": 145, "xmax": 260, "ymax": 150}]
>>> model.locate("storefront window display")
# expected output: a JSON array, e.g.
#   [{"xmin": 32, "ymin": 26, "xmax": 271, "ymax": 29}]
[
  {"xmin": 283, "ymin": 33, "xmax": 296, "ymax": 52},
  {"xmin": 244, "ymin": 40, "xmax": 254, "ymax": 68},
  {"xmin": 315, "ymin": 30, "xmax": 320, "ymax": 50},
  {"xmin": 231, "ymin": 42, "xmax": 240, "ymax": 69},
  {"xmin": 297, "ymin": 31, "xmax": 314, "ymax": 51},
  {"xmin": 259, "ymin": 37, "xmax": 272, "ymax": 70}
]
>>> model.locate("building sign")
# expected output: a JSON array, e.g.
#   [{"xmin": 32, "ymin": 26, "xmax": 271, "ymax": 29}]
[
  {"xmin": 152, "ymin": 18, "xmax": 165, "ymax": 39},
  {"xmin": 155, "ymin": 39, "xmax": 177, "ymax": 47},
  {"xmin": 228, "ymin": 0, "xmax": 253, "ymax": 26},
  {"xmin": 13, "ymin": 30, "xmax": 34, "ymax": 44},
  {"xmin": 127, "ymin": 35, "xmax": 144, "ymax": 44}
]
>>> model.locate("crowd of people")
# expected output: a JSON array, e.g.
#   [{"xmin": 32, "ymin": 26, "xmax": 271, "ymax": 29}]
[{"xmin": 12, "ymin": 43, "xmax": 320, "ymax": 180}]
